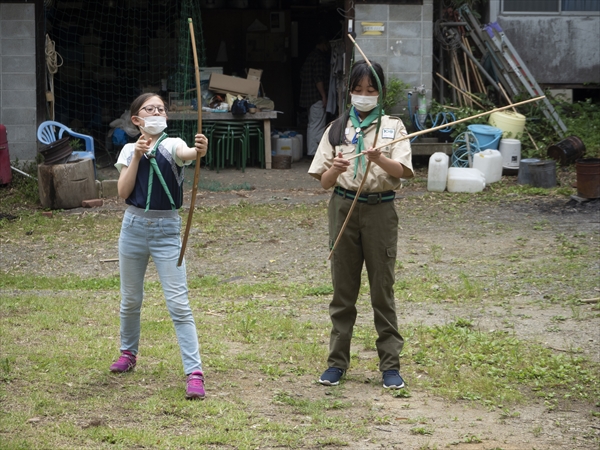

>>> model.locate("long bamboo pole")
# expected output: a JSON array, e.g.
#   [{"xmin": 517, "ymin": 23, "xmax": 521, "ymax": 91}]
[
  {"xmin": 436, "ymin": 72, "xmax": 485, "ymax": 109},
  {"xmin": 346, "ymin": 95, "xmax": 545, "ymax": 161},
  {"xmin": 452, "ymin": 51, "xmax": 470, "ymax": 107},
  {"xmin": 178, "ymin": 18, "xmax": 203, "ymax": 267},
  {"xmin": 464, "ymin": 37, "xmax": 485, "ymax": 93},
  {"xmin": 462, "ymin": 36, "xmax": 472, "ymax": 97}
]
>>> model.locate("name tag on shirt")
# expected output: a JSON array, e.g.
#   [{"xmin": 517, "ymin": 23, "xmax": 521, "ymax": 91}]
[{"xmin": 382, "ymin": 128, "xmax": 395, "ymax": 139}]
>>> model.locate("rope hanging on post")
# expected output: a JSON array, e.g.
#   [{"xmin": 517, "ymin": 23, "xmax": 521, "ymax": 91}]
[{"xmin": 45, "ymin": 34, "xmax": 62, "ymax": 121}]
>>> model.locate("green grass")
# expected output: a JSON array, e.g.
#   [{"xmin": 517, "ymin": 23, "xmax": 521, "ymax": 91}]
[
  {"xmin": 1, "ymin": 156, "xmax": 599, "ymax": 448},
  {"xmin": 403, "ymin": 320, "xmax": 599, "ymax": 406},
  {"xmin": 1, "ymin": 275, "xmax": 598, "ymax": 448}
]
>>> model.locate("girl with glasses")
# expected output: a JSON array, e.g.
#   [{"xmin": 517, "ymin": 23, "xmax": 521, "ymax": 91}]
[{"xmin": 110, "ymin": 93, "xmax": 208, "ymax": 400}]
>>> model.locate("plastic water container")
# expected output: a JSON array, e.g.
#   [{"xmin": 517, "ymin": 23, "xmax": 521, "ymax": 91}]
[
  {"xmin": 291, "ymin": 135, "xmax": 302, "ymax": 162},
  {"xmin": 472, "ymin": 149, "xmax": 503, "ymax": 184},
  {"xmin": 427, "ymin": 152, "xmax": 449, "ymax": 192},
  {"xmin": 270, "ymin": 134, "xmax": 279, "ymax": 156},
  {"xmin": 498, "ymin": 138, "xmax": 521, "ymax": 168},
  {"xmin": 447, "ymin": 167, "xmax": 486, "ymax": 193},
  {"xmin": 276, "ymin": 137, "xmax": 293, "ymax": 157},
  {"xmin": 467, "ymin": 124, "xmax": 503, "ymax": 150},
  {"xmin": 489, "ymin": 111, "xmax": 526, "ymax": 139}
]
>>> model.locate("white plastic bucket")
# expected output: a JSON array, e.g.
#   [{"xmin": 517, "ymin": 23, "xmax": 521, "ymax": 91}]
[
  {"xmin": 472, "ymin": 149, "xmax": 503, "ymax": 184},
  {"xmin": 427, "ymin": 152, "xmax": 449, "ymax": 192},
  {"xmin": 447, "ymin": 168, "xmax": 486, "ymax": 193},
  {"xmin": 498, "ymin": 138, "xmax": 521, "ymax": 168},
  {"xmin": 489, "ymin": 111, "xmax": 526, "ymax": 139},
  {"xmin": 276, "ymin": 137, "xmax": 293, "ymax": 157}
]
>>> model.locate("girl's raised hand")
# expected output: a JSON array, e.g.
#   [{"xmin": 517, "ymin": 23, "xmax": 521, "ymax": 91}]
[{"xmin": 135, "ymin": 136, "xmax": 152, "ymax": 158}]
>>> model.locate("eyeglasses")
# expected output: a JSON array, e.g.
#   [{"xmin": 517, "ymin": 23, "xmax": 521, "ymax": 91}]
[{"xmin": 138, "ymin": 105, "xmax": 167, "ymax": 115}]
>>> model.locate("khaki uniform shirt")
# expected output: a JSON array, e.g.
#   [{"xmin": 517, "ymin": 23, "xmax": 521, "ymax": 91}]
[{"xmin": 308, "ymin": 115, "xmax": 413, "ymax": 192}]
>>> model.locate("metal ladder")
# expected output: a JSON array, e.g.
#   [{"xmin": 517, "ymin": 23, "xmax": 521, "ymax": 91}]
[{"xmin": 458, "ymin": 6, "xmax": 567, "ymax": 137}]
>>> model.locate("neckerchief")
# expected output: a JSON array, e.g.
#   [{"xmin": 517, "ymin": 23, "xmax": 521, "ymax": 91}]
[
  {"xmin": 349, "ymin": 105, "xmax": 381, "ymax": 178},
  {"xmin": 144, "ymin": 133, "xmax": 176, "ymax": 212}
]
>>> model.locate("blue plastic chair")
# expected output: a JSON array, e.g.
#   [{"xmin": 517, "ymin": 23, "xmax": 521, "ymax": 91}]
[{"xmin": 37, "ymin": 121, "xmax": 96, "ymax": 177}]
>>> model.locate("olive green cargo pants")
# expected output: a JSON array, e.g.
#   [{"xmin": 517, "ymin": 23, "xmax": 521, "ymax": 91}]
[{"xmin": 327, "ymin": 192, "xmax": 404, "ymax": 372}]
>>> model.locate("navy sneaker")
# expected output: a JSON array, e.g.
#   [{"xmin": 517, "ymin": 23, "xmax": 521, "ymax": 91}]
[
  {"xmin": 382, "ymin": 370, "xmax": 405, "ymax": 389},
  {"xmin": 318, "ymin": 367, "xmax": 345, "ymax": 386}
]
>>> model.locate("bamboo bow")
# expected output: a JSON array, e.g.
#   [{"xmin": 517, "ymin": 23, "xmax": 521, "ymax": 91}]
[
  {"xmin": 178, "ymin": 18, "xmax": 203, "ymax": 267},
  {"xmin": 328, "ymin": 34, "xmax": 383, "ymax": 260}
]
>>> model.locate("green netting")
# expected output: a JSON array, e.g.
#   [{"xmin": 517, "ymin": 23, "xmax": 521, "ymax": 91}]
[{"xmin": 43, "ymin": 0, "xmax": 206, "ymax": 165}]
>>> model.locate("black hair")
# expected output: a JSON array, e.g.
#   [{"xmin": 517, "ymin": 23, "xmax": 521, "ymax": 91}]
[{"xmin": 328, "ymin": 60, "xmax": 386, "ymax": 146}]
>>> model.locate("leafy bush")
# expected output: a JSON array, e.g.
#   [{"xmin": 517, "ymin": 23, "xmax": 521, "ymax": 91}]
[{"xmin": 558, "ymin": 98, "xmax": 600, "ymax": 158}]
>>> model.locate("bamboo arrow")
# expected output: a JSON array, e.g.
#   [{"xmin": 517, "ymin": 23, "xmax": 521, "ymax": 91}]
[
  {"xmin": 328, "ymin": 34, "xmax": 383, "ymax": 260},
  {"xmin": 346, "ymin": 95, "xmax": 545, "ymax": 161},
  {"xmin": 178, "ymin": 18, "xmax": 203, "ymax": 267}
]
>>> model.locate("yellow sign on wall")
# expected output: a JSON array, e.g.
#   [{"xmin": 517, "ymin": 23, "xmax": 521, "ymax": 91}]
[{"xmin": 361, "ymin": 22, "xmax": 385, "ymax": 35}]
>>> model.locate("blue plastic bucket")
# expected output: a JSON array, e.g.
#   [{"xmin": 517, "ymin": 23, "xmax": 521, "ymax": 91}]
[{"xmin": 467, "ymin": 124, "xmax": 503, "ymax": 150}]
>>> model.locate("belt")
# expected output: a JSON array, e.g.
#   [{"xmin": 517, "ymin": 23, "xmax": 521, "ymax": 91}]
[{"xmin": 334, "ymin": 186, "xmax": 395, "ymax": 204}]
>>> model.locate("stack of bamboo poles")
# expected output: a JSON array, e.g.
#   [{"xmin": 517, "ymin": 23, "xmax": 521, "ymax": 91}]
[
  {"xmin": 444, "ymin": 34, "xmax": 487, "ymax": 108},
  {"xmin": 440, "ymin": 30, "xmax": 540, "ymax": 150}
]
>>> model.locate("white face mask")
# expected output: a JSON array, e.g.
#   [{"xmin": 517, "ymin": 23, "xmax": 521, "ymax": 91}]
[
  {"xmin": 138, "ymin": 115, "xmax": 167, "ymax": 135},
  {"xmin": 351, "ymin": 94, "xmax": 379, "ymax": 112}
]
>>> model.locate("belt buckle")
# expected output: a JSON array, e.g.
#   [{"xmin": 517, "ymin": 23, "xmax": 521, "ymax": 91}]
[{"xmin": 367, "ymin": 193, "xmax": 380, "ymax": 205}]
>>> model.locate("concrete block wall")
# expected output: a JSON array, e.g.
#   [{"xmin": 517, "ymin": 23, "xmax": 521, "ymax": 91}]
[
  {"xmin": 0, "ymin": 3, "xmax": 37, "ymax": 162},
  {"xmin": 355, "ymin": 0, "xmax": 433, "ymax": 116}
]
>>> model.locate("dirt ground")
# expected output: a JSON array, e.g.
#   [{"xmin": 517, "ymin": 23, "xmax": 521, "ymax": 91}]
[{"xmin": 5, "ymin": 158, "xmax": 600, "ymax": 449}]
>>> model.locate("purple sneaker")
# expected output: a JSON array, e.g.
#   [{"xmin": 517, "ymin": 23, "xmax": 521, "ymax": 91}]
[
  {"xmin": 186, "ymin": 371, "xmax": 205, "ymax": 400},
  {"xmin": 109, "ymin": 351, "xmax": 137, "ymax": 373}
]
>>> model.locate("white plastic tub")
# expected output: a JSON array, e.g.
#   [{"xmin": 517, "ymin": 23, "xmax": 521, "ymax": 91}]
[{"xmin": 447, "ymin": 168, "xmax": 486, "ymax": 193}]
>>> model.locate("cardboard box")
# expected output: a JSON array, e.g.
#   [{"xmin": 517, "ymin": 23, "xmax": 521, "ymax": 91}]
[
  {"xmin": 208, "ymin": 73, "xmax": 260, "ymax": 97},
  {"xmin": 247, "ymin": 68, "xmax": 263, "ymax": 81}
]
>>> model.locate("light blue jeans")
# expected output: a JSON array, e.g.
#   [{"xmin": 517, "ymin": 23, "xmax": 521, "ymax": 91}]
[{"xmin": 118, "ymin": 206, "xmax": 202, "ymax": 375}]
